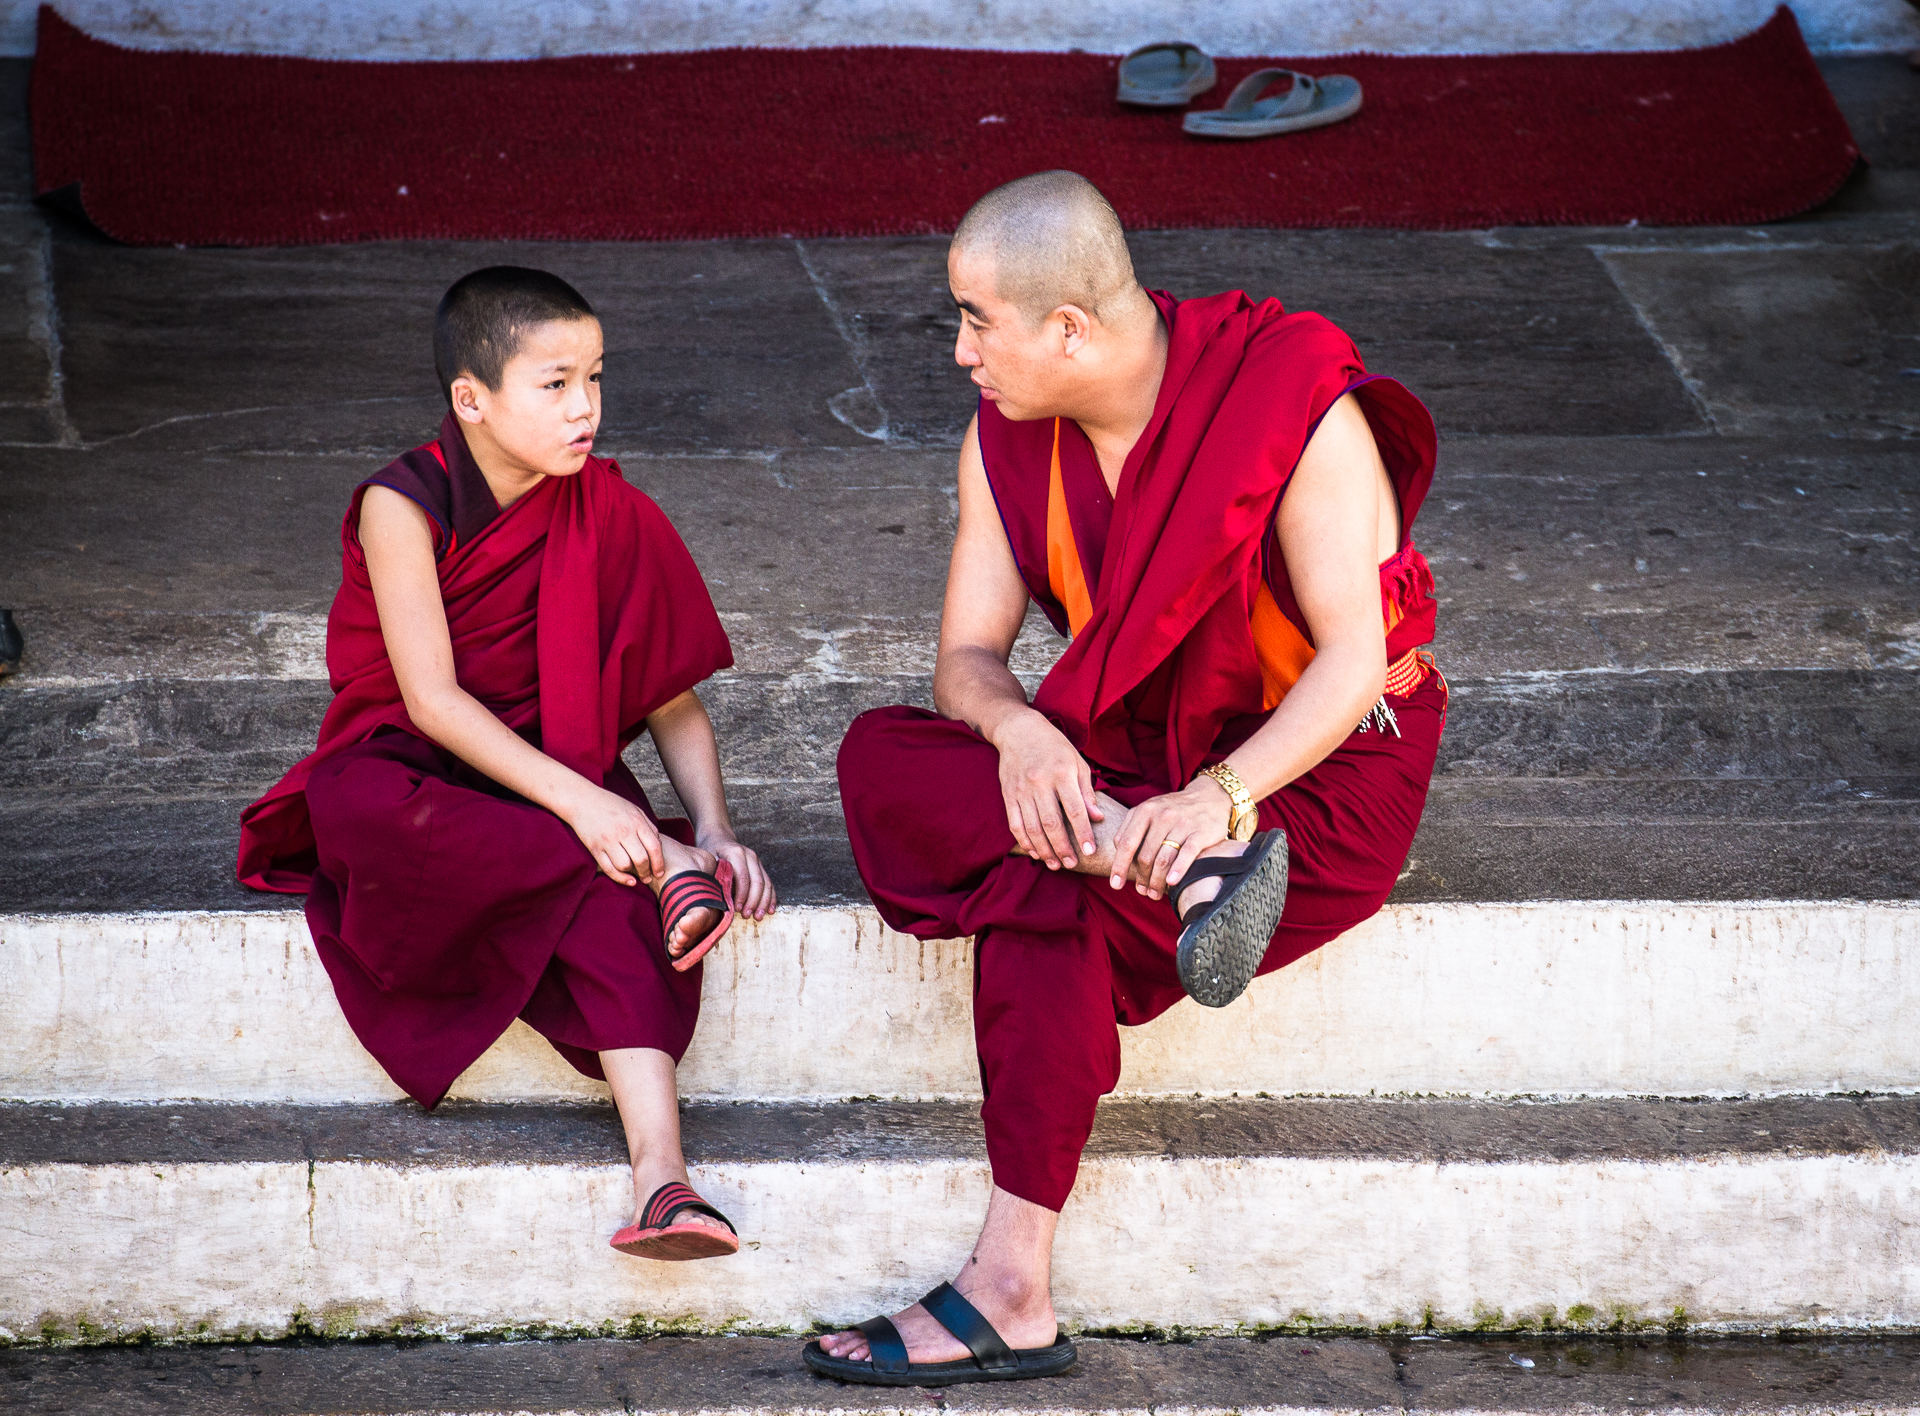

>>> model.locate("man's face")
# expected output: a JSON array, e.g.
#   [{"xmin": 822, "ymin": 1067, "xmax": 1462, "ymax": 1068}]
[
  {"xmin": 462, "ymin": 316, "xmax": 604, "ymax": 476},
  {"xmin": 949, "ymin": 249, "xmax": 1062, "ymax": 422}
]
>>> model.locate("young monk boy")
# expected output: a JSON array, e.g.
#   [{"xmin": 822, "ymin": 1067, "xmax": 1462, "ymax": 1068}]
[{"xmin": 238, "ymin": 266, "xmax": 773, "ymax": 1261}]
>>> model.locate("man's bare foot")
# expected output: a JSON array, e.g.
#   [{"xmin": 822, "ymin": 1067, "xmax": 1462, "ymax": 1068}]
[
  {"xmin": 630, "ymin": 1159, "xmax": 732, "ymax": 1237},
  {"xmin": 1017, "ymin": 793, "xmax": 1248, "ymax": 913},
  {"xmin": 1169, "ymin": 838, "xmax": 1249, "ymax": 918},
  {"xmin": 1011, "ymin": 789, "xmax": 1132, "ymax": 877},
  {"xmin": 814, "ymin": 1266, "xmax": 1057, "ymax": 1365},
  {"xmin": 650, "ymin": 835, "xmax": 722, "ymax": 958}
]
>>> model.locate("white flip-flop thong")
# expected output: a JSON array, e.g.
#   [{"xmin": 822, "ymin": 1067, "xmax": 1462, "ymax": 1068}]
[
  {"xmin": 1117, "ymin": 41, "xmax": 1217, "ymax": 106},
  {"xmin": 1182, "ymin": 68, "xmax": 1363, "ymax": 138}
]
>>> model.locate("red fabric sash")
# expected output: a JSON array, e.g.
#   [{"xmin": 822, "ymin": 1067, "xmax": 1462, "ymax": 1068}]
[
  {"xmin": 979, "ymin": 289, "xmax": 1437, "ymax": 792},
  {"xmin": 237, "ymin": 438, "xmax": 732, "ymax": 892}
]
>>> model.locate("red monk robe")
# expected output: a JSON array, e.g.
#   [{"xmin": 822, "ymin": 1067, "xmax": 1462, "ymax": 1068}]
[
  {"xmin": 838, "ymin": 290, "xmax": 1446, "ymax": 1212},
  {"xmin": 238, "ymin": 413, "xmax": 732, "ymax": 1108}
]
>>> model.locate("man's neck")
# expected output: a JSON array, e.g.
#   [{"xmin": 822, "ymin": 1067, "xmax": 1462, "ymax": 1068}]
[{"xmin": 1062, "ymin": 293, "xmax": 1169, "ymax": 492}]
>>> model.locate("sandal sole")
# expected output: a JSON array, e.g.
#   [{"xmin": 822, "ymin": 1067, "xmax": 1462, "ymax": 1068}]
[
  {"xmin": 1175, "ymin": 830, "xmax": 1288, "ymax": 1008},
  {"xmin": 610, "ymin": 1224, "xmax": 740, "ymax": 1261},
  {"xmin": 803, "ymin": 1336, "xmax": 1077, "ymax": 1386}
]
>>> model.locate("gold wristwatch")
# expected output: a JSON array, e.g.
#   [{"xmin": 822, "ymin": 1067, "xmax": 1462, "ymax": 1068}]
[{"xmin": 1197, "ymin": 762, "xmax": 1258, "ymax": 841}]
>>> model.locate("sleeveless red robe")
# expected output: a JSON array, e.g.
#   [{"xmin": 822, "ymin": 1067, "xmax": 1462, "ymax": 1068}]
[
  {"xmin": 238, "ymin": 415, "xmax": 732, "ymax": 1107},
  {"xmin": 837, "ymin": 291, "xmax": 1447, "ymax": 1210}
]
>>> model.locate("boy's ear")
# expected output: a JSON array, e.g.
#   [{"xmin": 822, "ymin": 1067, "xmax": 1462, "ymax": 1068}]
[{"xmin": 449, "ymin": 374, "xmax": 486, "ymax": 425}]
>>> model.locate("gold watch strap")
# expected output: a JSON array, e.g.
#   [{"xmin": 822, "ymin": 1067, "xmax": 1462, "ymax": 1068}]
[{"xmin": 1198, "ymin": 762, "xmax": 1258, "ymax": 841}]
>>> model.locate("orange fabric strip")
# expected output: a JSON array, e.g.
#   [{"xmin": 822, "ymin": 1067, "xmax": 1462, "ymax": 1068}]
[
  {"xmin": 1045, "ymin": 419, "xmax": 1095, "ymax": 638},
  {"xmin": 1251, "ymin": 582, "xmax": 1316, "ymax": 711},
  {"xmin": 1043, "ymin": 419, "xmax": 1433, "ymax": 712}
]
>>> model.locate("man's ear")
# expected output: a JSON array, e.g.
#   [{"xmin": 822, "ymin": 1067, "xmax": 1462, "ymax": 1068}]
[
  {"xmin": 448, "ymin": 375, "xmax": 486, "ymax": 425},
  {"xmin": 1055, "ymin": 304, "xmax": 1095, "ymax": 356}
]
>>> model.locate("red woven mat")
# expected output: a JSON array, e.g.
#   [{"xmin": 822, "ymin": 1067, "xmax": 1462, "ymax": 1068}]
[{"xmin": 30, "ymin": 5, "xmax": 1859, "ymax": 245}]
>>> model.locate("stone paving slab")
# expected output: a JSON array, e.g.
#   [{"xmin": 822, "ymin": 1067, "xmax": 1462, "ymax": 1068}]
[
  {"xmin": 46, "ymin": 231, "xmax": 877, "ymax": 454},
  {"xmin": 6, "ymin": 1333, "xmax": 1920, "ymax": 1416},
  {"xmin": 4, "ymin": 775, "xmax": 1915, "ymax": 913},
  {"xmin": 1598, "ymin": 241, "xmax": 1920, "ymax": 437},
  {"xmin": 9, "ymin": 668, "xmax": 1915, "ymax": 792},
  {"xmin": 7, "ymin": 1095, "xmax": 1918, "ymax": 1167},
  {"xmin": 796, "ymin": 230, "xmax": 1709, "ymax": 445},
  {"xmin": 4, "ymin": 434, "xmax": 1914, "ymax": 683}
]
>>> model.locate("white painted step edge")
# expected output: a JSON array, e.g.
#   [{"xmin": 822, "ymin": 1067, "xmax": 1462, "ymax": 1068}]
[
  {"xmin": 4, "ymin": 901, "xmax": 1917, "ymax": 1105},
  {"xmin": 13, "ymin": 0, "xmax": 1918, "ymax": 61},
  {"xmin": 8, "ymin": 1150, "xmax": 1919, "ymax": 1341}
]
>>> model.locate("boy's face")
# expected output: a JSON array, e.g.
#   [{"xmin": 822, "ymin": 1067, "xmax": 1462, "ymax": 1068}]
[{"xmin": 451, "ymin": 316, "xmax": 604, "ymax": 477}]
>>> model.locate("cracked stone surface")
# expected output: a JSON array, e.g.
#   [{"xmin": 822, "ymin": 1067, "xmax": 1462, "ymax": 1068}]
[{"xmin": 0, "ymin": 53, "xmax": 1915, "ymax": 917}]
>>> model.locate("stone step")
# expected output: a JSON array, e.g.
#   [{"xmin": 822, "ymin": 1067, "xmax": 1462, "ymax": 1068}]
[
  {"xmin": 3, "ymin": 665, "xmax": 1916, "ymax": 912},
  {"xmin": 7, "ymin": 1331, "xmax": 1920, "ymax": 1416},
  {"xmin": 7, "ymin": 1095, "xmax": 1918, "ymax": 1344},
  {"xmin": 6, "ymin": 902, "xmax": 1917, "ymax": 1105}
]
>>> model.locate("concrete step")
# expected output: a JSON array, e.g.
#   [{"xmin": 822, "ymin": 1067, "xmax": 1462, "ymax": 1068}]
[
  {"xmin": 7, "ymin": 901, "xmax": 1917, "ymax": 1105},
  {"xmin": 7, "ymin": 1331, "xmax": 1920, "ymax": 1416},
  {"xmin": 3, "ymin": 665, "xmax": 1917, "ymax": 913},
  {"xmin": 7, "ymin": 1095, "xmax": 1918, "ymax": 1343}
]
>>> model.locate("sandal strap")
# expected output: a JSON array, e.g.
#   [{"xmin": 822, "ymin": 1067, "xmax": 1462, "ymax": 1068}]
[
  {"xmin": 855, "ymin": 1314, "xmax": 910, "ymax": 1374},
  {"xmin": 1172, "ymin": 835, "xmax": 1276, "ymax": 927},
  {"xmin": 919, "ymin": 1281, "xmax": 1018, "ymax": 1371},
  {"xmin": 1224, "ymin": 68, "xmax": 1317, "ymax": 117},
  {"xmin": 639, "ymin": 1180, "xmax": 737, "ymax": 1236},
  {"xmin": 658, "ymin": 870, "xmax": 727, "ymax": 935}
]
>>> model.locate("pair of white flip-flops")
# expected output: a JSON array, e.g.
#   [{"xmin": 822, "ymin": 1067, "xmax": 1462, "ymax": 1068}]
[{"xmin": 1116, "ymin": 40, "xmax": 1363, "ymax": 138}]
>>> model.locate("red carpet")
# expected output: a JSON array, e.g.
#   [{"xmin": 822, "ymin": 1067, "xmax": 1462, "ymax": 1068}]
[{"xmin": 30, "ymin": 5, "xmax": 1858, "ymax": 245}]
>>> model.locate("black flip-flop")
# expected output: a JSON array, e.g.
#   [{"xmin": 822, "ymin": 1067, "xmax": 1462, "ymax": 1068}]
[
  {"xmin": 1170, "ymin": 829, "xmax": 1288, "ymax": 1008},
  {"xmin": 803, "ymin": 1281, "xmax": 1077, "ymax": 1387}
]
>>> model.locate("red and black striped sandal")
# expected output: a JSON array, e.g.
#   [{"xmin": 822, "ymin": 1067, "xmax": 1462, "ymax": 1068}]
[
  {"xmin": 657, "ymin": 858, "xmax": 737, "ymax": 973},
  {"xmin": 610, "ymin": 1180, "xmax": 740, "ymax": 1261}
]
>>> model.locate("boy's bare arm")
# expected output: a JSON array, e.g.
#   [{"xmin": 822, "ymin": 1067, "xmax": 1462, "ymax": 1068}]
[
  {"xmin": 359, "ymin": 484, "xmax": 670, "ymax": 887},
  {"xmin": 646, "ymin": 690, "xmax": 775, "ymax": 918}
]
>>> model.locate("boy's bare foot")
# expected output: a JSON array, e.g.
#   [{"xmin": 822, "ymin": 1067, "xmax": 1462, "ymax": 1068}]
[
  {"xmin": 651, "ymin": 835, "xmax": 723, "ymax": 958},
  {"xmin": 630, "ymin": 1159, "xmax": 733, "ymax": 1237},
  {"xmin": 814, "ymin": 1265, "xmax": 1057, "ymax": 1365}
]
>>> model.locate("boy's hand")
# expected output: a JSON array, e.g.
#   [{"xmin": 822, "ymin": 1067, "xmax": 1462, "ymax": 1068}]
[
  {"xmin": 566, "ymin": 787, "xmax": 666, "ymax": 887},
  {"xmin": 702, "ymin": 835, "xmax": 777, "ymax": 920}
]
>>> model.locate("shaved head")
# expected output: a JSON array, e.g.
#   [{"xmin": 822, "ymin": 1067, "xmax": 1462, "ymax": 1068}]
[{"xmin": 952, "ymin": 171, "xmax": 1138, "ymax": 326}]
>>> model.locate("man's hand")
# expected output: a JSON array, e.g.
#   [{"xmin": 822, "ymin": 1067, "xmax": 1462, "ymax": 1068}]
[
  {"xmin": 1107, "ymin": 775, "xmax": 1233, "ymax": 900},
  {"xmin": 989, "ymin": 708, "xmax": 1104, "ymax": 870},
  {"xmin": 563, "ymin": 785, "xmax": 667, "ymax": 887}
]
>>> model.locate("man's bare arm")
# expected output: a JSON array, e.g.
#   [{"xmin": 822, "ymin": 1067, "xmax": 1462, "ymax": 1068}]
[
  {"xmin": 360, "ymin": 484, "xmax": 670, "ymax": 887},
  {"xmin": 1107, "ymin": 393, "xmax": 1393, "ymax": 896},
  {"xmin": 933, "ymin": 416, "xmax": 1104, "ymax": 869}
]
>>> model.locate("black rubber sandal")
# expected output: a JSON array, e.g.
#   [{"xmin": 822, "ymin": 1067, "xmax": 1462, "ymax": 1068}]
[
  {"xmin": 1171, "ymin": 828, "xmax": 1289, "ymax": 1008},
  {"xmin": 802, "ymin": 1281, "xmax": 1077, "ymax": 1387}
]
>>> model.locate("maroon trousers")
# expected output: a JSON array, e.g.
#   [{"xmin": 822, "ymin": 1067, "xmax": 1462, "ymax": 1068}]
[
  {"xmin": 304, "ymin": 730, "xmax": 702, "ymax": 1108},
  {"xmin": 837, "ymin": 677, "xmax": 1445, "ymax": 1212}
]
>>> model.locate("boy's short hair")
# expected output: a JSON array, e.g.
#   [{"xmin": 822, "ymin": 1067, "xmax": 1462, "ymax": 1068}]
[{"xmin": 433, "ymin": 267, "xmax": 596, "ymax": 403}]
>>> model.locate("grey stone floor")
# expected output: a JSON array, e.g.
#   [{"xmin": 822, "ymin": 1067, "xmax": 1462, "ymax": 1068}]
[
  {"xmin": 6, "ymin": 1331, "xmax": 1920, "ymax": 1415},
  {"xmin": 0, "ymin": 58, "xmax": 1917, "ymax": 910}
]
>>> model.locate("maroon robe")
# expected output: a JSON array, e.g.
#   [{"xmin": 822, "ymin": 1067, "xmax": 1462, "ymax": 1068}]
[
  {"xmin": 837, "ymin": 291, "xmax": 1446, "ymax": 1211},
  {"xmin": 238, "ymin": 414, "xmax": 732, "ymax": 1107}
]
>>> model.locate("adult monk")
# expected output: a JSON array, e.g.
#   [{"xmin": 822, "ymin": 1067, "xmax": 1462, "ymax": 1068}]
[{"xmin": 808, "ymin": 172, "xmax": 1444, "ymax": 1386}]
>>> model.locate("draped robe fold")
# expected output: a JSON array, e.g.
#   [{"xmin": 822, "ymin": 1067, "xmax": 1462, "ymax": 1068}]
[
  {"xmin": 836, "ymin": 291, "xmax": 1446, "ymax": 1210},
  {"xmin": 238, "ymin": 415, "xmax": 732, "ymax": 1107}
]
